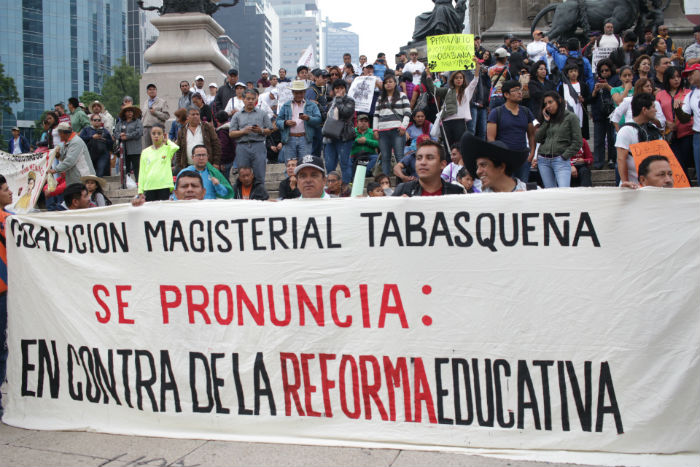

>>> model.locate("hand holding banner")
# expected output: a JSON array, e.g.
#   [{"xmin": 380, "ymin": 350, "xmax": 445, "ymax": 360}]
[{"xmin": 426, "ymin": 34, "xmax": 475, "ymax": 73}]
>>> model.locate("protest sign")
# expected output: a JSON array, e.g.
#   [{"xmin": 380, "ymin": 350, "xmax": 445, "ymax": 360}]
[
  {"xmin": 0, "ymin": 147, "xmax": 57, "ymax": 213},
  {"xmin": 427, "ymin": 34, "xmax": 475, "ymax": 72},
  {"xmin": 591, "ymin": 47, "xmax": 617, "ymax": 71},
  {"xmin": 630, "ymin": 140, "xmax": 690, "ymax": 187},
  {"xmin": 4, "ymin": 191, "xmax": 700, "ymax": 466},
  {"xmin": 348, "ymin": 76, "xmax": 377, "ymax": 113},
  {"xmin": 276, "ymin": 82, "xmax": 293, "ymax": 106}
]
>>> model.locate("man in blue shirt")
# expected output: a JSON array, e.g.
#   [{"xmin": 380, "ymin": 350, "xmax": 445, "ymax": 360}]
[
  {"xmin": 373, "ymin": 53, "xmax": 388, "ymax": 80},
  {"xmin": 487, "ymin": 80, "xmax": 536, "ymax": 183},
  {"xmin": 546, "ymin": 37, "xmax": 595, "ymax": 91},
  {"xmin": 178, "ymin": 144, "xmax": 233, "ymax": 199}
]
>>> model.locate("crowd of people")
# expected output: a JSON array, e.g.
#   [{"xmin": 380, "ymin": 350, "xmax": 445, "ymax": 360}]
[
  {"xmin": 1, "ymin": 22, "xmax": 700, "ymax": 417},
  {"xmin": 13, "ymin": 22, "xmax": 697, "ymax": 212}
]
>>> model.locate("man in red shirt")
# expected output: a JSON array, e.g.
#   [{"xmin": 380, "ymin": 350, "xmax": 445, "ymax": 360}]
[
  {"xmin": 0, "ymin": 174, "xmax": 12, "ymax": 417},
  {"xmin": 392, "ymin": 140, "xmax": 465, "ymax": 196}
]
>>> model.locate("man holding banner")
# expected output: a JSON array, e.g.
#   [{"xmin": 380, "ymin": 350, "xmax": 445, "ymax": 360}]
[{"xmin": 49, "ymin": 123, "xmax": 96, "ymax": 186}]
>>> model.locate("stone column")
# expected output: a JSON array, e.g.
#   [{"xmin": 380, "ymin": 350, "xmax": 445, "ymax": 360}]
[{"xmin": 140, "ymin": 13, "xmax": 230, "ymax": 111}]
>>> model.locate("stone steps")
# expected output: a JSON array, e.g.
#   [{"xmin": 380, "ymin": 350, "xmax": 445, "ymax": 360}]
[{"xmin": 102, "ymin": 166, "xmax": 695, "ymax": 204}]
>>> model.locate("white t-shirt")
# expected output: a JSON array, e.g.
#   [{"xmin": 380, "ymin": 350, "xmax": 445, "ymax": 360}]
[
  {"xmin": 403, "ymin": 60, "xmax": 426, "ymax": 85},
  {"xmin": 598, "ymin": 34, "xmax": 622, "ymax": 49},
  {"xmin": 681, "ymin": 88, "xmax": 700, "ymax": 132},
  {"xmin": 614, "ymin": 125, "xmax": 641, "ymax": 183},
  {"xmin": 609, "ymin": 96, "xmax": 666, "ymax": 129},
  {"xmin": 527, "ymin": 40, "xmax": 548, "ymax": 63},
  {"xmin": 563, "ymin": 82, "xmax": 584, "ymax": 126},
  {"xmin": 185, "ymin": 125, "xmax": 203, "ymax": 164},
  {"xmin": 225, "ymin": 96, "xmax": 245, "ymax": 114}
]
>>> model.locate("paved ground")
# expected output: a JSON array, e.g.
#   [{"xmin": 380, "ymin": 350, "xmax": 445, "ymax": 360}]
[{"xmin": 0, "ymin": 421, "xmax": 604, "ymax": 467}]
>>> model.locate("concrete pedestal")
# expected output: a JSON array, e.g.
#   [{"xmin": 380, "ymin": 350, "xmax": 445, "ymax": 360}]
[{"xmin": 140, "ymin": 13, "xmax": 230, "ymax": 111}]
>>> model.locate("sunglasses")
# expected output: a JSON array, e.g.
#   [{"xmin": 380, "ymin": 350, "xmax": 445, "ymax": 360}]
[{"xmin": 92, "ymin": 119, "xmax": 101, "ymax": 122}]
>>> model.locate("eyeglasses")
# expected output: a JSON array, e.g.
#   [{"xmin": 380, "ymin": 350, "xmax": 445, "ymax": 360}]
[{"xmin": 192, "ymin": 153, "xmax": 208, "ymax": 158}]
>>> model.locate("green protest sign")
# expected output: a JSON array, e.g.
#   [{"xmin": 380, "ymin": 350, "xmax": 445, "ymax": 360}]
[{"xmin": 426, "ymin": 34, "xmax": 475, "ymax": 72}]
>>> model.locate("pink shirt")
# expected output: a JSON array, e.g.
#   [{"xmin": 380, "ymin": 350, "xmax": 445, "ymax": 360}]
[
  {"xmin": 290, "ymin": 101, "xmax": 306, "ymax": 134},
  {"xmin": 656, "ymin": 89, "xmax": 693, "ymax": 139}
]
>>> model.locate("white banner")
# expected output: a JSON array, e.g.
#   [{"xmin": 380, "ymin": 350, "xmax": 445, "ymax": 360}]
[
  {"xmin": 348, "ymin": 76, "xmax": 377, "ymax": 113},
  {"xmin": 4, "ymin": 191, "xmax": 700, "ymax": 466},
  {"xmin": 0, "ymin": 148, "xmax": 57, "ymax": 213}
]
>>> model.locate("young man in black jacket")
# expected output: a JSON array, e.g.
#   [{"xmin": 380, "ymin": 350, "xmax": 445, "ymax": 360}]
[{"xmin": 393, "ymin": 140, "xmax": 465, "ymax": 196}]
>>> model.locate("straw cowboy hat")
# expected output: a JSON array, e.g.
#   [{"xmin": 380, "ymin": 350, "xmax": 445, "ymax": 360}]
[
  {"xmin": 81, "ymin": 175, "xmax": 107, "ymax": 191},
  {"xmin": 89, "ymin": 101, "xmax": 105, "ymax": 113},
  {"xmin": 291, "ymin": 80, "xmax": 308, "ymax": 91},
  {"xmin": 119, "ymin": 105, "xmax": 143, "ymax": 120}
]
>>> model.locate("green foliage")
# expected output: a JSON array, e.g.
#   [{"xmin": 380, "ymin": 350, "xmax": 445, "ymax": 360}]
[
  {"xmin": 79, "ymin": 91, "xmax": 104, "ymax": 108},
  {"xmin": 0, "ymin": 62, "xmax": 20, "ymax": 116},
  {"xmin": 101, "ymin": 57, "xmax": 141, "ymax": 117},
  {"xmin": 0, "ymin": 61, "xmax": 21, "ymax": 151}
]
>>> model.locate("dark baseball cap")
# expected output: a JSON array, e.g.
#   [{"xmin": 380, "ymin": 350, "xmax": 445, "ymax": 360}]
[
  {"xmin": 228, "ymin": 68, "xmax": 239, "ymax": 76},
  {"xmin": 294, "ymin": 155, "xmax": 326, "ymax": 176}
]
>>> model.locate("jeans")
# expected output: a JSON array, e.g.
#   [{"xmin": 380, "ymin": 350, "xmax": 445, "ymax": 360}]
[
  {"xmin": 378, "ymin": 129, "xmax": 405, "ymax": 177},
  {"xmin": 236, "ymin": 141, "xmax": 268, "ymax": 184},
  {"xmin": 352, "ymin": 153, "xmax": 378, "ymax": 179},
  {"xmin": 324, "ymin": 140, "xmax": 354, "ymax": 183},
  {"xmin": 91, "ymin": 152, "xmax": 110, "ymax": 177},
  {"xmin": 538, "ymin": 156, "xmax": 572, "ymax": 188},
  {"xmin": 593, "ymin": 120, "xmax": 615, "ymax": 167},
  {"xmin": 468, "ymin": 105, "xmax": 488, "ymax": 139},
  {"xmin": 311, "ymin": 133, "xmax": 323, "ymax": 156},
  {"xmin": 670, "ymin": 134, "xmax": 693, "ymax": 180},
  {"xmin": 283, "ymin": 135, "xmax": 308, "ymax": 162},
  {"xmin": 0, "ymin": 293, "xmax": 6, "ymax": 410},
  {"xmin": 515, "ymin": 158, "xmax": 531, "ymax": 184},
  {"xmin": 443, "ymin": 119, "xmax": 469, "ymax": 150},
  {"xmin": 220, "ymin": 162, "xmax": 233, "ymax": 181},
  {"xmin": 693, "ymin": 133, "xmax": 700, "ymax": 186}
]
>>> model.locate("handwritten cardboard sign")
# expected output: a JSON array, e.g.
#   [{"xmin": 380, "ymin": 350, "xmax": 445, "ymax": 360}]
[
  {"xmin": 630, "ymin": 140, "xmax": 690, "ymax": 188},
  {"xmin": 426, "ymin": 34, "xmax": 475, "ymax": 73}
]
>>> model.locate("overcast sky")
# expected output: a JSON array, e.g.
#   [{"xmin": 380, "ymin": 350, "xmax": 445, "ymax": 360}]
[{"xmin": 318, "ymin": 0, "xmax": 457, "ymax": 67}]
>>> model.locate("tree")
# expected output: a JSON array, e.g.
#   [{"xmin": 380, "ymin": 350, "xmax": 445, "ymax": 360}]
[
  {"xmin": 0, "ymin": 62, "xmax": 21, "ymax": 151},
  {"xmin": 101, "ymin": 57, "xmax": 140, "ymax": 117},
  {"xmin": 79, "ymin": 91, "xmax": 104, "ymax": 108}
]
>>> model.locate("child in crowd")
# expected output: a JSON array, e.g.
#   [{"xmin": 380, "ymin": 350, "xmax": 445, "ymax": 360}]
[
  {"xmin": 374, "ymin": 173, "xmax": 393, "ymax": 196},
  {"xmin": 366, "ymin": 181, "xmax": 385, "ymax": 197},
  {"xmin": 457, "ymin": 167, "xmax": 480, "ymax": 193}
]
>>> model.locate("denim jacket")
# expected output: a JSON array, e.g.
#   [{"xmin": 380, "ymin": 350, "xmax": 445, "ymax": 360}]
[{"xmin": 276, "ymin": 100, "xmax": 322, "ymax": 144}]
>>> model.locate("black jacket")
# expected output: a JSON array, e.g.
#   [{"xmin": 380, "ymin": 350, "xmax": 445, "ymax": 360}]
[
  {"xmin": 392, "ymin": 179, "xmax": 465, "ymax": 197},
  {"xmin": 214, "ymin": 81, "xmax": 236, "ymax": 114},
  {"xmin": 233, "ymin": 178, "xmax": 269, "ymax": 201},
  {"xmin": 278, "ymin": 177, "xmax": 301, "ymax": 200},
  {"xmin": 608, "ymin": 47, "xmax": 641, "ymax": 69}
]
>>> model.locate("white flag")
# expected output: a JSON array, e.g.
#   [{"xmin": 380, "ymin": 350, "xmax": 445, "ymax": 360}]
[{"xmin": 297, "ymin": 44, "xmax": 315, "ymax": 68}]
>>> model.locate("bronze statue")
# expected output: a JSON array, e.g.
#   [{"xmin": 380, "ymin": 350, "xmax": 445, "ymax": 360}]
[
  {"xmin": 530, "ymin": 0, "xmax": 670, "ymax": 42},
  {"xmin": 137, "ymin": 0, "xmax": 239, "ymax": 16},
  {"xmin": 413, "ymin": 0, "xmax": 467, "ymax": 42}
]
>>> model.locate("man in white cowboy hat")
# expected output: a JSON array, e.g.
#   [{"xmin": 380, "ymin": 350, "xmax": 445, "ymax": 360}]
[
  {"xmin": 205, "ymin": 83, "xmax": 218, "ymax": 106},
  {"xmin": 89, "ymin": 100, "xmax": 115, "ymax": 134},
  {"xmin": 192, "ymin": 75, "xmax": 207, "ymax": 99},
  {"xmin": 275, "ymin": 80, "xmax": 322, "ymax": 163},
  {"xmin": 50, "ymin": 122, "xmax": 95, "ymax": 186},
  {"xmin": 403, "ymin": 48, "xmax": 426, "ymax": 86}
]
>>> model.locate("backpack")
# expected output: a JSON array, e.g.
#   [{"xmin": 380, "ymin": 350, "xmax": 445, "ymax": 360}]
[{"xmin": 621, "ymin": 121, "xmax": 663, "ymax": 143}]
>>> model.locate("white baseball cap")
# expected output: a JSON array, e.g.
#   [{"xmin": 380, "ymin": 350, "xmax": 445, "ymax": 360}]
[
  {"xmin": 195, "ymin": 75, "xmax": 204, "ymax": 81},
  {"xmin": 208, "ymin": 82, "xmax": 218, "ymax": 88}
]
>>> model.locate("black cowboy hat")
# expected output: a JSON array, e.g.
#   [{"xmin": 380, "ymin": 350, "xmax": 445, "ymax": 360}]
[{"xmin": 461, "ymin": 134, "xmax": 527, "ymax": 178}]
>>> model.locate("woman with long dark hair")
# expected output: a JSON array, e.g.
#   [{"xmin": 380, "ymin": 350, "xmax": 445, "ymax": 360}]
[
  {"xmin": 424, "ymin": 61, "xmax": 481, "ymax": 150},
  {"xmin": 405, "ymin": 109, "xmax": 434, "ymax": 155},
  {"xmin": 527, "ymin": 60, "xmax": 555, "ymax": 120},
  {"xmin": 41, "ymin": 111, "xmax": 61, "ymax": 149},
  {"xmin": 373, "ymin": 74, "xmax": 412, "ymax": 176},
  {"xmin": 535, "ymin": 91, "xmax": 582, "ymax": 188},
  {"xmin": 591, "ymin": 59, "xmax": 617, "ymax": 169},
  {"xmin": 656, "ymin": 66, "xmax": 693, "ymax": 174}
]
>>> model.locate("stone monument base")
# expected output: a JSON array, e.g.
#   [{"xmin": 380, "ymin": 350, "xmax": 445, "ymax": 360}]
[{"xmin": 140, "ymin": 13, "xmax": 230, "ymax": 111}]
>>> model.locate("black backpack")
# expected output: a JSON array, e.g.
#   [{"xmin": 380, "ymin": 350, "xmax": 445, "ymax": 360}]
[{"xmin": 621, "ymin": 122, "xmax": 663, "ymax": 143}]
